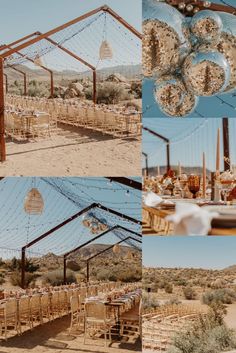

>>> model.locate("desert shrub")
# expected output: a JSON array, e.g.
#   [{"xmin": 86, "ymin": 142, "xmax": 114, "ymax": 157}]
[
  {"xmin": 10, "ymin": 272, "xmax": 37, "ymax": 288},
  {"xmin": 167, "ymin": 304, "xmax": 236, "ymax": 353},
  {"xmin": 8, "ymin": 257, "xmax": 39, "ymax": 273},
  {"xmin": 124, "ymin": 101, "xmax": 141, "ymax": 111},
  {"xmin": 165, "ymin": 283, "xmax": 173, "ymax": 294},
  {"xmin": 202, "ymin": 288, "xmax": 236, "ymax": 305},
  {"xmin": 43, "ymin": 269, "xmax": 76, "ymax": 286},
  {"xmin": 166, "ymin": 297, "xmax": 181, "ymax": 306},
  {"xmin": 183, "ymin": 286, "xmax": 196, "ymax": 300},
  {"xmin": 96, "ymin": 82, "xmax": 130, "ymax": 104},
  {"xmin": 130, "ymin": 81, "xmax": 142, "ymax": 98},
  {"xmin": 143, "ymin": 291, "xmax": 160, "ymax": 310},
  {"xmin": 0, "ymin": 273, "xmax": 4, "ymax": 285}
]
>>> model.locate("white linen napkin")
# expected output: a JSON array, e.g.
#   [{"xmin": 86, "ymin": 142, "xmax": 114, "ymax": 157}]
[
  {"xmin": 166, "ymin": 202, "xmax": 219, "ymax": 236},
  {"xmin": 143, "ymin": 191, "xmax": 163, "ymax": 207}
]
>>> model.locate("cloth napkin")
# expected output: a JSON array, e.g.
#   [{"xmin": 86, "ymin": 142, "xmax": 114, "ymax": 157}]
[
  {"xmin": 166, "ymin": 202, "xmax": 218, "ymax": 236},
  {"xmin": 143, "ymin": 191, "xmax": 163, "ymax": 207}
]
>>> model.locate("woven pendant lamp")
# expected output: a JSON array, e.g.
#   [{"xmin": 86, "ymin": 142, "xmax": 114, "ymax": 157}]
[
  {"xmin": 113, "ymin": 244, "xmax": 121, "ymax": 254},
  {"xmin": 34, "ymin": 54, "xmax": 43, "ymax": 67},
  {"xmin": 99, "ymin": 40, "xmax": 113, "ymax": 60},
  {"xmin": 24, "ymin": 188, "xmax": 44, "ymax": 215},
  {"xmin": 126, "ymin": 250, "xmax": 134, "ymax": 260}
]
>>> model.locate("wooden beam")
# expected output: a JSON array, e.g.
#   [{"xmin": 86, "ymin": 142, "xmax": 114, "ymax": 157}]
[
  {"xmin": 103, "ymin": 6, "xmax": 142, "ymax": 39},
  {"xmin": 3, "ymin": 74, "xmax": 8, "ymax": 94},
  {"xmin": 223, "ymin": 117, "xmax": 230, "ymax": 171},
  {"xmin": 143, "ymin": 126, "xmax": 171, "ymax": 172},
  {"xmin": 85, "ymin": 236, "xmax": 141, "ymax": 282},
  {"xmin": 0, "ymin": 57, "xmax": 6, "ymax": 162},
  {"xmin": 105, "ymin": 177, "xmax": 142, "ymax": 190},
  {"xmin": 8, "ymin": 65, "xmax": 27, "ymax": 96},
  {"xmin": 0, "ymin": 6, "xmax": 105, "ymax": 59}
]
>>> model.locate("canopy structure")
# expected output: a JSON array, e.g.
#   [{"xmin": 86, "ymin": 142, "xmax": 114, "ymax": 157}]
[
  {"xmin": 0, "ymin": 5, "xmax": 142, "ymax": 161},
  {"xmin": 143, "ymin": 117, "xmax": 236, "ymax": 174},
  {"xmin": 0, "ymin": 177, "xmax": 141, "ymax": 288}
]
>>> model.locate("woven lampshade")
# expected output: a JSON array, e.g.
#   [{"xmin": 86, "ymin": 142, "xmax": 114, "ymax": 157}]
[
  {"xmin": 99, "ymin": 40, "xmax": 113, "ymax": 60},
  {"xmin": 126, "ymin": 250, "xmax": 134, "ymax": 260},
  {"xmin": 34, "ymin": 55, "xmax": 43, "ymax": 67},
  {"xmin": 113, "ymin": 244, "xmax": 121, "ymax": 254},
  {"xmin": 24, "ymin": 188, "xmax": 44, "ymax": 215}
]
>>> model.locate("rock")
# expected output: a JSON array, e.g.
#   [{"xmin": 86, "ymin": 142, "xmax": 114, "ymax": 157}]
[
  {"xmin": 105, "ymin": 73, "xmax": 128, "ymax": 83},
  {"xmin": 69, "ymin": 82, "xmax": 84, "ymax": 97},
  {"xmin": 64, "ymin": 88, "xmax": 78, "ymax": 99}
]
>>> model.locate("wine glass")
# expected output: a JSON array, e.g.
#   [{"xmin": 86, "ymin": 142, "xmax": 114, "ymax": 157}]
[
  {"xmin": 188, "ymin": 175, "xmax": 201, "ymax": 199},
  {"xmin": 220, "ymin": 180, "xmax": 234, "ymax": 202}
]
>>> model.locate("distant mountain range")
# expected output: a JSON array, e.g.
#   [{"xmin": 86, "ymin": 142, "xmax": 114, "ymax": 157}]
[
  {"xmin": 143, "ymin": 166, "xmax": 212, "ymax": 177},
  {"xmin": 5, "ymin": 64, "xmax": 141, "ymax": 82}
]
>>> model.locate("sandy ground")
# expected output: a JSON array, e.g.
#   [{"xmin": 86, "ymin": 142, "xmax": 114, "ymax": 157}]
[
  {"xmin": 225, "ymin": 304, "xmax": 236, "ymax": 330},
  {"xmin": 0, "ymin": 316, "xmax": 141, "ymax": 353},
  {"xmin": 0, "ymin": 125, "xmax": 141, "ymax": 177}
]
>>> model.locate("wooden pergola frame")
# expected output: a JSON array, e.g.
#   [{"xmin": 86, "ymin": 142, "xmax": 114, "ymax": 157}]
[
  {"xmin": 84, "ymin": 233, "xmax": 142, "ymax": 283},
  {"xmin": 7, "ymin": 66, "xmax": 27, "ymax": 96},
  {"xmin": 20, "ymin": 202, "xmax": 141, "ymax": 288},
  {"xmin": 0, "ymin": 5, "xmax": 142, "ymax": 162},
  {"xmin": 142, "ymin": 152, "xmax": 149, "ymax": 177},
  {"xmin": 143, "ymin": 126, "xmax": 170, "ymax": 172},
  {"xmin": 3, "ymin": 74, "xmax": 8, "ymax": 94},
  {"xmin": 63, "ymin": 224, "xmax": 142, "ymax": 283}
]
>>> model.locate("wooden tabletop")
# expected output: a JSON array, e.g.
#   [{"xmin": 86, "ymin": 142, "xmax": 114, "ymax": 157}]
[{"xmin": 143, "ymin": 205, "xmax": 236, "ymax": 236}]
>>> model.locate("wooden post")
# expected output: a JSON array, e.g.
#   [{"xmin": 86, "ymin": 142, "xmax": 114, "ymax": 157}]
[
  {"xmin": 3, "ymin": 74, "xmax": 8, "ymax": 94},
  {"xmin": 0, "ymin": 57, "xmax": 6, "ymax": 162},
  {"xmin": 93, "ymin": 70, "xmax": 97, "ymax": 104},
  {"xmin": 222, "ymin": 117, "xmax": 230, "ymax": 171},
  {"xmin": 23, "ymin": 73, "xmax": 27, "ymax": 96},
  {"xmin": 203, "ymin": 152, "xmax": 206, "ymax": 199},
  {"xmin": 21, "ymin": 248, "xmax": 26, "ymax": 289},
  {"xmin": 50, "ymin": 71, "xmax": 54, "ymax": 98},
  {"xmin": 167, "ymin": 143, "xmax": 170, "ymax": 172},
  {"xmin": 216, "ymin": 128, "xmax": 220, "ymax": 176},
  {"xmin": 63, "ymin": 256, "xmax": 67, "ymax": 284},
  {"xmin": 86, "ymin": 261, "xmax": 89, "ymax": 283}
]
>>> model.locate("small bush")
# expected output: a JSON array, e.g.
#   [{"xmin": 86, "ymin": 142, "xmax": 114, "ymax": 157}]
[
  {"xmin": 43, "ymin": 269, "xmax": 76, "ymax": 286},
  {"xmin": 183, "ymin": 286, "xmax": 196, "ymax": 300},
  {"xmin": 143, "ymin": 291, "xmax": 160, "ymax": 311},
  {"xmin": 202, "ymin": 288, "xmax": 236, "ymax": 305},
  {"xmin": 10, "ymin": 272, "xmax": 37, "ymax": 288},
  {"xmin": 0, "ymin": 273, "xmax": 4, "ymax": 285},
  {"xmin": 96, "ymin": 82, "xmax": 130, "ymax": 104},
  {"xmin": 168, "ymin": 305, "xmax": 236, "ymax": 353},
  {"xmin": 165, "ymin": 283, "xmax": 173, "ymax": 294}
]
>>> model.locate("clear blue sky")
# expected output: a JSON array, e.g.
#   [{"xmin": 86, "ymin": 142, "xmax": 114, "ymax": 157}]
[
  {"xmin": 0, "ymin": 0, "xmax": 141, "ymax": 42},
  {"xmin": 142, "ymin": 117, "xmax": 236, "ymax": 172},
  {"xmin": 1, "ymin": 0, "xmax": 141, "ymax": 73},
  {"xmin": 143, "ymin": 237, "xmax": 236, "ymax": 270},
  {"xmin": 0, "ymin": 177, "xmax": 141, "ymax": 259}
]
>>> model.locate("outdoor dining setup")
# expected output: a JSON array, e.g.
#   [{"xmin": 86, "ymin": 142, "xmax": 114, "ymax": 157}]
[
  {"xmin": 0, "ymin": 282, "xmax": 141, "ymax": 345},
  {"xmin": 5, "ymin": 94, "xmax": 141, "ymax": 140},
  {"xmin": 0, "ymin": 177, "xmax": 142, "ymax": 350},
  {"xmin": 142, "ymin": 118, "xmax": 236, "ymax": 236}
]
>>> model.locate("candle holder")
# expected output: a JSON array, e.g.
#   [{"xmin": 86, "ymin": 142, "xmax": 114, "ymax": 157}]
[{"xmin": 188, "ymin": 175, "xmax": 201, "ymax": 199}]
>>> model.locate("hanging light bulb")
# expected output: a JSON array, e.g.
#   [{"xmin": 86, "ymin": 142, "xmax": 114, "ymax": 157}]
[
  {"xmin": 113, "ymin": 244, "xmax": 121, "ymax": 254},
  {"xmin": 24, "ymin": 188, "xmax": 44, "ymax": 215},
  {"xmin": 99, "ymin": 40, "xmax": 113, "ymax": 60}
]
